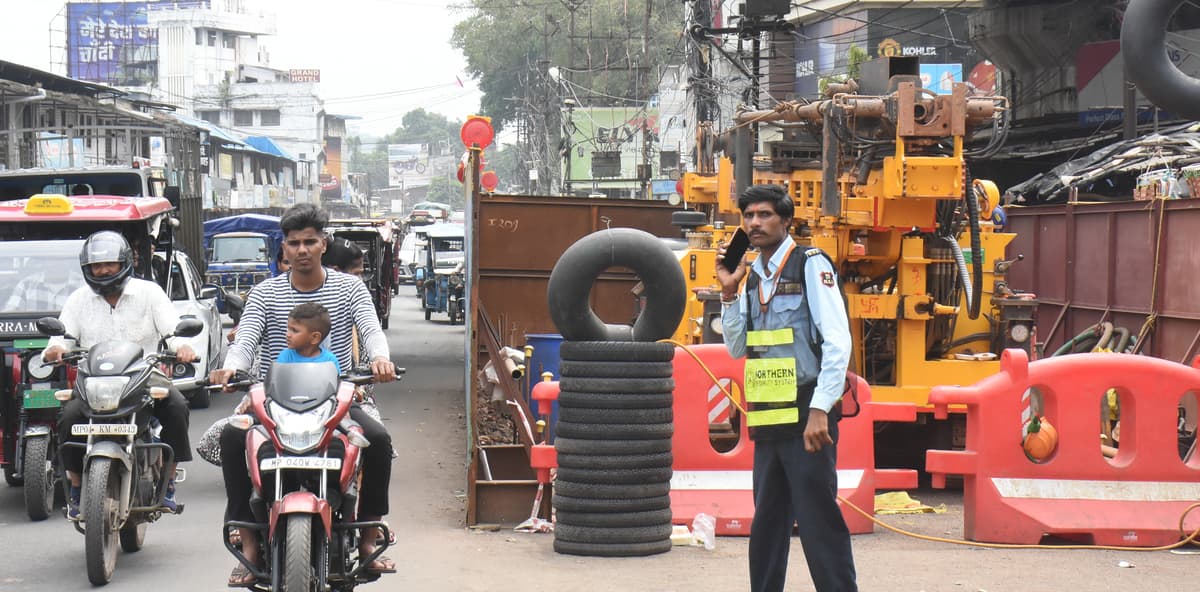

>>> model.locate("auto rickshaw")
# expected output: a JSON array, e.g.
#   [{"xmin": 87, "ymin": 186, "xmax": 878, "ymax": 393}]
[
  {"xmin": 326, "ymin": 218, "xmax": 398, "ymax": 329},
  {"xmin": 417, "ymin": 223, "xmax": 465, "ymax": 323}
]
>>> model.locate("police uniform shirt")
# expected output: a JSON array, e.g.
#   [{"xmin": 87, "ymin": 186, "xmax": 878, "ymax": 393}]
[{"xmin": 720, "ymin": 234, "xmax": 852, "ymax": 413}]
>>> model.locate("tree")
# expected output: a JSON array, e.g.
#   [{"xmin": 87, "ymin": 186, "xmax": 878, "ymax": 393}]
[
  {"xmin": 347, "ymin": 109, "xmax": 466, "ymax": 191},
  {"xmin": 451, "ymin": 0, "xmax": 683, "ymax": 129}
]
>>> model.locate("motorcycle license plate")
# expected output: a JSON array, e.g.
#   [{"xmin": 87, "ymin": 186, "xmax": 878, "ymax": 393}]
[
  {"xmin": 71, "ymin": 424, "xmax": 137, "ymax": 436},
  {"xmin": 260, "ymin": 457, "xmax": 342, "ymax": 471}
]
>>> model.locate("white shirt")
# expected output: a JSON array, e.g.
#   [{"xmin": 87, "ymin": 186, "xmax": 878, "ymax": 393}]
[{"xmin": 43, "ymin": 278, "xmax": 184, "ymax": 357}]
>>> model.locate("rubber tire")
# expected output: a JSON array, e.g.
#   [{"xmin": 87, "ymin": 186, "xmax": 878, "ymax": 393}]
[
  {"xmin": 555, "ymin": 522, "xmax": 674, "ymax": 544},
  {"xmin": 557, "ymin": 391, "xmax": 673, "ymax": 409},
  {"xmin": 547, "ymin": 228, "xmax": 686, "ymax": 342},
  {"xmin": 84, "ymin": 458, "xmax": 119, "ymax": 585},
  {"xmin": 558, "ymin": 406, "xmax": 673, "ymax": 425},
  {"xmin": 556, "ymin": 451, "xmax": 673, "ymax": 470},
  {"xmin": 552, "ymin": 493, "xmax": 671, "ymax": 514},
  {"xmin": 187, "ymin": 387, "xmax": 211, "ymax": 410},
  {"xmin": 556, "ymin": 508, "xmax": 674, "ymax": 528},
  {"xmin": 555, "ymin": 421, "xmax": 673, "ymax": 441},
  {"xmin": 552, "ymin": 479, "xmax": 670, "ymax": 499},
  {"xmin": 381, "ymin": 314, "xmax": 390, "ymax": 330},
  {"xmin": 424, "ymin": 308, "xmax": 431, "ymax": 321},
  {"xmin": 119, "ymin": 520, "xmax": 147, "ymax": 553},
  {"xmin": 284, "ymin": 514, "xmax": 314, "ymax": 592},
  {"xmin": 559, "ymin": 377, "xmax": 674, "ymax": 394},
  {"xmin": 555, "ymin": 437, "xmax": 672, "ymax": 455},
  {"xmin": 555, "ymin": 466, "xmax": 673, "ymax": 485},
  {"xmin": 560, "ymin": 341, "xmax": 676, "ymax": 363},
  {"xmin": 22, "ymin": 436, "xmax": 53, "ymax": 521},
  {"xmin": 560, "ymin": 360, "xmax": 675, "ymax": 379},
  {"xmin": 553, "ymin": 538, "xmax": 672, "ymax": 557}
]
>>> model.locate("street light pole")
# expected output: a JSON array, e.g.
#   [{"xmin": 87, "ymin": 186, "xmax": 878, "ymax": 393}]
[{"xmin": 563, "ymin": 98, "xmax": 576, "ymax": 195}]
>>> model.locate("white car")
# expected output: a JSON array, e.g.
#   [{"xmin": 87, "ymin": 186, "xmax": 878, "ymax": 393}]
[
  {"xmin": 396, "ymin": 231, "xmax": 427, "ymax": 284},
  {"xmin": 156, "ymin": 250, "xmax": 225, "ymax": 409}
]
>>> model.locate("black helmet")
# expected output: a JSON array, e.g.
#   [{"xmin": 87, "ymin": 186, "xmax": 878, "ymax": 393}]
[{"xmin": 79, "ymin": 231, "xmax": 134, "ymax": 296}]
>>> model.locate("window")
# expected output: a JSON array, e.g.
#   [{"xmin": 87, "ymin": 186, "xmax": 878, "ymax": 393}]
[
  {"xmin": 195, "ymin": 28, "xmax": 203, "ymax": 45},
  {"xmin": 259, "ymin": 110, "xmax": 280, "ymax": 126},
  {"xmin": 198, "ymin": 110, "xmax": 221, "ymax": 125},
  {"xmin": 207, "ymin": 30, "xmax": 217, "ymax": 46},
  {"xmin": 223, "ymin": 33, "xmax": 235, "ymax": 49},
  {"xmin": 234, "ymin": 110, "xmax": 253, "ymax": 126}
]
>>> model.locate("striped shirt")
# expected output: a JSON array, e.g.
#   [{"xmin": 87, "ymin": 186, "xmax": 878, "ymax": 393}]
[{"xmin": 223, "ymin": 268, "xmax": 389, "ymax": 378}]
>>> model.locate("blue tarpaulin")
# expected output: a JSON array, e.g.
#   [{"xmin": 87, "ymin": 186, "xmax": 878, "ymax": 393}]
[
  {"xmin": 202, "ymin": 214, "xmax": 283, "ymax": 250},
  {"xmin": 244, "ymin": 136, "xmax": 295, "ymax": 160}
]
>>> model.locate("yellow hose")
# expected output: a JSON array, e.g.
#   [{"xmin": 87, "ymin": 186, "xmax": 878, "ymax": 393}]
[
  {"xmin": 658, "ymin": 338, "xmax": 747, "ymax": 415},
  {"xmin": 837, "ymin": 494, "xmax": 1200, "ymax": 551}
]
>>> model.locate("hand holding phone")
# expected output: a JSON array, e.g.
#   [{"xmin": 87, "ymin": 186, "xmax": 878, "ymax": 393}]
[{"xmin": 719, "ymin": 228, "xmax": 750, "ymax": 274}]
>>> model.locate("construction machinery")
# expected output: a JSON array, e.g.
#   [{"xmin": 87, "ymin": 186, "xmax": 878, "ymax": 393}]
[{"xmin": 672, "ymin": 56, "xmax": 1035, "ymax": 413}]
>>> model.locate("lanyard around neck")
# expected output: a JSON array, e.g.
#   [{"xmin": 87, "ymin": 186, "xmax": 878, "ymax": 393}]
[{"xmin": 757, "ymin": 243, "xmax": 796, "ymax": 314}]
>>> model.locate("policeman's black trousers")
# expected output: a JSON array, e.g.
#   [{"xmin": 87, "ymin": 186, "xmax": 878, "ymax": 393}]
[
  {"xmin": 749, "ymin": 413, "xmax": 857, "ymax": 592},
  {"xmin": 222, "ymin": 404, "xmax": 391, "ymax": 522},
  {"xmin": 58, "ymin": 377, "xmax": 193, "ymax": 475}
]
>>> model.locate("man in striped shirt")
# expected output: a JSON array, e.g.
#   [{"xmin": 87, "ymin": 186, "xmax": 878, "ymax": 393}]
[{"xmin": 210, "ymin": 203, "xmax": 398, "ymax": 584}]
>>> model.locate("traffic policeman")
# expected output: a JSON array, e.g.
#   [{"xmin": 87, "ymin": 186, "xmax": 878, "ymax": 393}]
[{"xmin": 716, "ymin": 184, "xmax": 857, "ymax": 592}]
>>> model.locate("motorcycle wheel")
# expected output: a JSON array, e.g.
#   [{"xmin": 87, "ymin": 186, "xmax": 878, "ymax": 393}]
[
  {"xmin": 84, "ymin": 458, "xmax": 121, "ymax": 585},
  {"xmin": 119, "ymin": 520, "xmax": 147, "ymax": 553},
  {"xmin": 424, "ymin": 308, "xmax": 431, "ymax": 321},
  {"xmin": 22, "ymin": 436, "xmax": 53, "ymax": 521},
  {"xmin": 283, "ymin": 514, "xmax": 315, "ymax": 592}
]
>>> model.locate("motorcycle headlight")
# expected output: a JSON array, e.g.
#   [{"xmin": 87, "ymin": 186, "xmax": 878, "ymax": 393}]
[
  {"xmin": 267, "ymin": 400, "xmax": 334, "ymax": 453},
  {"xmin": 83, "ymin": 376, "xmax": 130, "ymax": 412}
]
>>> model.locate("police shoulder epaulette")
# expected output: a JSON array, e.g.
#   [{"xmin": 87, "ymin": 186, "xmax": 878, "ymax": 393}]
[{"xmin": 804, "ymin": 248, "xmax": 822, "ymax": 257}]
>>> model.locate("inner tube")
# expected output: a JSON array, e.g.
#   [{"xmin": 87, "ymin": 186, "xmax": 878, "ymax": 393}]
[
  {"xmin": 1122, "ymin": 0, "xmax": 1200, "ymax": 119},
  {"xmin": 547, "ymin": 228, "xmax": 686, "ymax": 342}
]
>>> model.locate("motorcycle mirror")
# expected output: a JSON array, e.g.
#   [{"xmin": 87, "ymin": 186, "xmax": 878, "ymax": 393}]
[
  {"xmin": 174, "ymin": 317, "xmax": 204, "ymax": 338},
  {"xmin": 36, "ymin": 317, "xmax": 66, "ymax": 337},
  {"xmin": 225, "ymin": 292, "xmax": 246, "ymax": 324}
]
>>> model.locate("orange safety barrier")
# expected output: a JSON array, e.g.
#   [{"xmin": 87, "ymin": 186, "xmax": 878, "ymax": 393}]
[
  {"xmin": 926, "ymin": 349, "xmax": 1200, "ymax": 546},
  {"xmin": 669, "ymin": 344, "xmax": 918, "ymax": 535}
]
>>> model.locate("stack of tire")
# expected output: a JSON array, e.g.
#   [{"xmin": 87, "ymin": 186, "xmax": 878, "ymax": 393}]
[
  {"xmin": 552, "ymin": 340, "xmax": 676, "ymax": 557},
  {"xmin": 545, "ymin": 227, "xmax": 688, "ymax": 558}
]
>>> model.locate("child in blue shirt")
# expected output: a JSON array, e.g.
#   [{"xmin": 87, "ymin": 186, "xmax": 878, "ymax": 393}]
[{"xmin": 276, "ymin": 302, "xmax": 341, "ymax": 373}]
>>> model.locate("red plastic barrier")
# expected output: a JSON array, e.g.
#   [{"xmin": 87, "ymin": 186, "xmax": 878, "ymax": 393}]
[
  {"xmin": 926, "ymin": 349, "xmax": 1200, "ymax": 546},
  {"xmin": 668, "ymin": 345, "xmax": 917, "ymax": 535}
]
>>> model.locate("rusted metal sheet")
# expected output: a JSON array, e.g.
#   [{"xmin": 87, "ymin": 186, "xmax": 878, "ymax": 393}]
[
  {"xmin": 477, "ymin": 194, "xmax": 678, "ymax": 345},
  {"xmin": 1007, "ymin": 199, "xmax": 1200, "ymax": 363}
]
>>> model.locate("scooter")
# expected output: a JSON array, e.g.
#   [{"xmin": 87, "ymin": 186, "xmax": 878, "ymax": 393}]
[
  {"xmin": 13, "ymin": 344, "xmax": 71, "ymax": 521},
  {"xmin": 214, "ymin": 363, "xmax": 403, "ymax": 592},
  {"xmin": 37, "ymin": 316, "xmax": 204, "ymax": 585}
]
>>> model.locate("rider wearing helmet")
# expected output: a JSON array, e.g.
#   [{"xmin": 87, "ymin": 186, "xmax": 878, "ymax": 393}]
[{"xmin": 42, "ymin": 231, "xmax": 198, "ymax": 519}]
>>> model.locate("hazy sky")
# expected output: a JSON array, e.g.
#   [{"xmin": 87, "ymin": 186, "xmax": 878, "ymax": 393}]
[{"xmin": 0, "ymin": 0, "xmax": 483, "ymax": 137}]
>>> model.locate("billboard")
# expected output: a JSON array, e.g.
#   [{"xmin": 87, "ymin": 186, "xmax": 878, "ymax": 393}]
[
  {"xmin": 388, "ymin": 144, "xmax": 431, "ymax": 188},
  {"xmin": 67, "ymin": 1, "xmax": 160, "ymax": 86},
  {"xmin": 565, "ymin": 107, "xmax": 660, "ymax": 187},
  {"xmin": 793, "ymin": 8, "xmax": 980, "ymax": 99}
]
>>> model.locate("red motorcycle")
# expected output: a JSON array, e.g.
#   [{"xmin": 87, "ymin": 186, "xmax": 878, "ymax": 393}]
[{"xmin": 214, "ymin": 364, "xmax": 399, "ymax": 592}]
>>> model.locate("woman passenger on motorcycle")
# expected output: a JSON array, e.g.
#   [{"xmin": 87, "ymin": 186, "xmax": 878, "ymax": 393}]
[
  {"xmin": 210, "ymin": 204, "xmax": 397, "ymax": 586},
  {"xmin": 323, "ymin": 237, "xmax": 364, "ymax": 279},
  {"xmin": 42, "ymin": 231, "xmax": 197, "ymax": 519}
]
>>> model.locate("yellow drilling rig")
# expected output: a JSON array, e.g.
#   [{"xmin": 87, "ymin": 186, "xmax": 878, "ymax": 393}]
[{"xmin": 670, "ymin": 57, "xmax": 1035, "ymax": 415}]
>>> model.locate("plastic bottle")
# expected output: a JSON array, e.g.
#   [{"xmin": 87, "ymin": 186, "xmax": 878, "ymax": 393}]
[{"xmin": 691, "ymin": 513, "xmax": 716, "ymax": 550}]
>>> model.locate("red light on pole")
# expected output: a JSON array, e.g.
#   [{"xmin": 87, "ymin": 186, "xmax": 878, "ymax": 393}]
[
  {"xmin": 461, "ymin": 115, "xmax": 494, "ymax": 149},
  {"xmin": 481, "ymin": 171, "xmax": 499, "ymax": 192}
]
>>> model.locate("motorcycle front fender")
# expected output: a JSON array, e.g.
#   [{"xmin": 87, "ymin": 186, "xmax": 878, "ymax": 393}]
[
  {"xmin": 86, "ymin": 440, "xmax": 132, "ymax": 473},
  {"xmin": 268, "ymin": 491, "xmax": 332, "ymax": 541}
]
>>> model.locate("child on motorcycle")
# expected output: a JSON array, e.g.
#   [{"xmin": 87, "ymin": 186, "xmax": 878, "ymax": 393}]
[{"xmin": 278, "ymin": 302, "xmax": 340, "ymax": 371}]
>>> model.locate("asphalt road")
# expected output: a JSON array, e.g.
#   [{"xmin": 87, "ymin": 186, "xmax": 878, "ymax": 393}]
[{"xmin": 0, "ymin": 287, "xmax": 468, "ymax": 591}]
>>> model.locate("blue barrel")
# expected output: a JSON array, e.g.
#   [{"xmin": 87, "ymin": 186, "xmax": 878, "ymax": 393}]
[{"xmin": 525, "ymin": 333, "xmax": 563, "ymax": 438}]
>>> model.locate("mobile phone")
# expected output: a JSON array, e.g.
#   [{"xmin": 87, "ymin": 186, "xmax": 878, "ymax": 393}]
[{"xmin": 720, "ymin": 228, "xmax": 750, "ymax": 273}]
